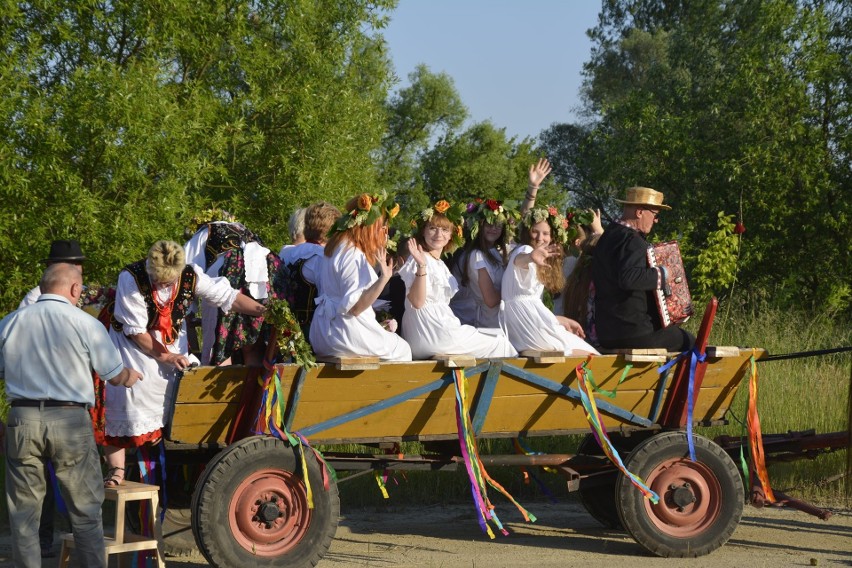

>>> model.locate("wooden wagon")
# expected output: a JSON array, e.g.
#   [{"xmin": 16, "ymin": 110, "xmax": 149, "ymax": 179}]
[{"xmin": 155, "ymin": 300, "xmax": 845, "ymax": 567}]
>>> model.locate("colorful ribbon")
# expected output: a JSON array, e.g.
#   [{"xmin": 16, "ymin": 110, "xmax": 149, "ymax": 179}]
[
  {"xmin": 576, "ymin": 359, "xmax": 659, "ymax": 504},
  {"xmin": 252, "ymin": 362, "xmax": 335, "ymax": 509},
  {"xmin": 452, "ymin": 369, "xmax": 536, "ymax": 538},
  {"xmin": 746, "ymin": 350, "xmax": 775, "ymax": 502},
  {"xmin": 657, "ymin": 347, "xmax": 707, "ymax": 461}
]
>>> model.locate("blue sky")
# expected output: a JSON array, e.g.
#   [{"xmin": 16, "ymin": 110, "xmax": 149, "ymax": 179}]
[{"xmin": 382, "ymin": 1, "xmax": 602, "ymax": 142}]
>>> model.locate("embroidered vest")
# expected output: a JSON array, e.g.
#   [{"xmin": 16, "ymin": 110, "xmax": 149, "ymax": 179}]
[
  {"xmin": 107, "ymin": 260, "xmax": 197, "ymax": 345},
  {"xmin": 204, "ymin": 222, "xmax": 262, "ymax": 268}
]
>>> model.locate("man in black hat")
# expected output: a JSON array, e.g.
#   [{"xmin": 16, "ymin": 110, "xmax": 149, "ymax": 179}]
[
  {"xmin": 15, "ymin": 239, "xmax": 86, "ymax": 557},
  {"xmin": 19, "ymin": 240, "xmax": 87, "ymax": 309},
  {"xmin": 592, "ymin": 187, "xmax": 695, "ymax": 352}
]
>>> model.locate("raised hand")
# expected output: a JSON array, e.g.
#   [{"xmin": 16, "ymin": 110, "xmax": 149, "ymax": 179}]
[
  {"xmin": 589, "ymin": 208, "xmax": 604, "ymax": 234},
  {"xmin": 530, "ymin": 243, "xmax": 561, "ymax": 267},
  {"xmin": 528, "ymin": 158, "xmax": 552, "ymax": 189},
  {"xmin": 407, "ymin": 238, "xmax": 427, "ymax": 267}
]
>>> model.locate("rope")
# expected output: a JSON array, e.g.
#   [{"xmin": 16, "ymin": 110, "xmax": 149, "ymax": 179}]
[{"xmin": 759, "ymin": 346, "xmax": 852, "ymax": 362}]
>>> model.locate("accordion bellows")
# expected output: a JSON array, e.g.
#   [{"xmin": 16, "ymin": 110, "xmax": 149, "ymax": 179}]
[{"xmin": 647, "ymin": 241, "xmax": 694, "ymax": 327}]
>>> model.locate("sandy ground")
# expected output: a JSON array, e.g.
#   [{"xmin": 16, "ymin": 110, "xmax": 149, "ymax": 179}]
[{"xmin": 2, "ymin": 500, "xmax": 850, "ymax": 567}]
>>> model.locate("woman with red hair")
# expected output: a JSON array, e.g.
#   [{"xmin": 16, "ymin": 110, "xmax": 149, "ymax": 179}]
[{"xmin": 309, "ymin": 193, "xmax": 412, "ymax": 361}]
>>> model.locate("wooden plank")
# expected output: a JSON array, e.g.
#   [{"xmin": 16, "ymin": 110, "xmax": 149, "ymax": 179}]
[
  {"xmin": 520, "ymin": 350, "xmax": 566, "ymax": 364},
  {"xmin": 433, "ymin": 354, "xmax": 477, "ymax": 368},
  {"xmin": 317, "ymin": 356, "xmax": 380, "ymax": 371},
  {"xmin": 623, "ymin": 353, "xmax": 668, "ymax": 362},
  {"xmin": 706, "ymin": 346, "xmax": 742, "ymax": 358}
]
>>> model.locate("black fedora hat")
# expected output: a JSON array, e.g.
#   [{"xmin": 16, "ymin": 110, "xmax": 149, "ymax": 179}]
[{"xmin": 43, "ymin": 239, "xmax": 86, "ymax": 264}]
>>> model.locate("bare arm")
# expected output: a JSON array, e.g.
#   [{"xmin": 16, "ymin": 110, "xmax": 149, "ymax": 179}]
[
  {"xmin": 405, "ymin": 239, "xmax": 429, "ymax": 309},
  {"xmin": 231, "ymin": 292, "xmax": 266, "ymax": 317},
  {"xmin": 129, "ymin": 332, "xmax": 191, "ymax": 371},
  {"xmin": 108, "ymin": 367, "xmax": 143, "ymax": 387},
  {"xmin": 477, "ymin": 268, "xmax": 500, "ymax": 308},
  {"xmin": 349, "ymin": 254, "xmax": 394, "ymax": 316},
  {"xmin": 522, "ymin": 158, "xmax": 552, "ymax": 215}
]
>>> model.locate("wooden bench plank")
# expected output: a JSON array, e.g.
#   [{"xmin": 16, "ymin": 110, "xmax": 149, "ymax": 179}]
[
  {"xmin": 520, "ymin": 350, "xmax": 566, "ymax": 364},
  {"xmin": 432, "ymin": 354, "xmax": 477, "ymax": 368},
  {"xmin": 317, "ymin": 356, "xmax": 381, "ymax": 371},
  {"xmin": 706, "ymin": 346, "xmax": 742, "ymax": 358}
]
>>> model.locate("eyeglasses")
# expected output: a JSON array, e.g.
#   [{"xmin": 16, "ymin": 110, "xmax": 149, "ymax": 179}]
[{"xmin": 642, "ymin": 208, "xmax": 659, "ymax": 219}]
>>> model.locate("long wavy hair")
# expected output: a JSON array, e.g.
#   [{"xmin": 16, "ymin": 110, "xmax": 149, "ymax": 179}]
[
  {"xmin": 518, "ymin": 222, "xmax": 564, "ymax": 294},
  {"xmin": 325, "ymin": 196, "xmax": 388, "ymax": 265},
  {"xmin": 459, "ymin": 220, "xmax": 509, "ymax": 287}
]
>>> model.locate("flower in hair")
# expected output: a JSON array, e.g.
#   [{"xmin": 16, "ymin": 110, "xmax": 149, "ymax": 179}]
[
  {"xmin": 328, "ymin": 191, "xmax": 399, "ymax": 236},
  {"xmin": 412, "ymin": 199, "xmax": 466, "ymax": 249},
  {"xmin": 465, "ymin": 198, "xmax": 521, "ymax": 242}
]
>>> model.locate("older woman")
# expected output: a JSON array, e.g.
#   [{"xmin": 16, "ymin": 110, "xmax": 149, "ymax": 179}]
[
  {"xmin": 102, "ymin": 240, "xmax": 265, "ymax": 486},
  {"xmin": 309, "ymin": 193, "xmax": 412, "ymax": 361},
  {"xmin": 274, "ymin": 201, "xmax": 341, "ymax": 338}
]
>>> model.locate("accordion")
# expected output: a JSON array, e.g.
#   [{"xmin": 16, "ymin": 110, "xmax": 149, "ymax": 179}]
[{"xmin": 646, "ymin": 241, "xmax": 694, "ymax": 327}]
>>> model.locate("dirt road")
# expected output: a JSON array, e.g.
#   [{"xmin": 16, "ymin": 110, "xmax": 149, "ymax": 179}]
[{"xmin": 6, "ymin": 500, "xmax": 850, "ymax": 567}]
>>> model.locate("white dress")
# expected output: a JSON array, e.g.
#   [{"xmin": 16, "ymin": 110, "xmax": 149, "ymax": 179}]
[
  {"xmin": 467, "ymin": 248, "xmax": 505, "ymax": 328},
  {"xmin": 309, "ymin": 241, "xmax": 412, "ymax": 361},
  {"xmin": 399, "ymin": 255, "xmax": 516, "ymax": 360},
  {"xmin": 105, "ymin": 264, "xmax": 239, "ymax": 438},
  {"xmin": 502, "ymin": 245, "xmax": 599, "ymax": 356}
]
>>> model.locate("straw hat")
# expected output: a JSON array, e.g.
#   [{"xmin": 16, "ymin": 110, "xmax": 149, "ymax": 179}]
[{"xmin": 615, "ymin": 187, "xmax": 671, "ymax": 210}]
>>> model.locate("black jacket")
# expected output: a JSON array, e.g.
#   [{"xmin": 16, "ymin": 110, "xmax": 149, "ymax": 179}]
[{"xmin": 591, "ymin": 222, "xmax": 662, "ymax": 343}]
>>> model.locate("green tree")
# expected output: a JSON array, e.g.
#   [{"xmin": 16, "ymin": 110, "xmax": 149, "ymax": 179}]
[
  {"xmin": 558, "ymin": 0, "xmax": 851, "ymax": 313},
  {"xmin": 419, "ymin": 122, "xmax": 559, "ymax": 214},
  {"xmin": 0, "ymin": 0, "xmax": 396, "ymax": 311}
]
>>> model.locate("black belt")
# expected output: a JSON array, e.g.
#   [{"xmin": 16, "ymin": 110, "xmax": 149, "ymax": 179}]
[{"xmin": 10, "ymin": 400, "xmax": 86, "ymax": 408}]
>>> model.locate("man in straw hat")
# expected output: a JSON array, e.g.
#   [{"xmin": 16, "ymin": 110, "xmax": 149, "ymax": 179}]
[{"xmin": 591, "ymin": 187, "xmax": 695, "ymax": 352}]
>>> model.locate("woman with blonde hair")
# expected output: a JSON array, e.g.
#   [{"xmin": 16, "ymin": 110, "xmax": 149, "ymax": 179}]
[
  {"xmin": 309, "ymin": 193, "xmax": 412, "ymax": 361},
  {"xmin": 102, "ymin": 240, "xmax": 266, "ymax": 486},
  {"xmin": 400, "ymin": 200, "xmax": 516, "ymax": 360},
  {"xmin": 502, "ymin": 207, "xmax": 599, "ymax": 356}
]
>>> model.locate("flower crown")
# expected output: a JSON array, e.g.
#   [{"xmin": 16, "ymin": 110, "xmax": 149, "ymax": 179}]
[
  {"xmin": 410, "ymin": 199, "xmax": 466, "ymax": 249},
  {"xmin": 465, "ymin": 198, "xmax": 521, "ymax": 242},
  {"xmin": 522, "ymin": 205, "xmax": 574, "ymax": 245},
  {"xmin": 329, "ymin": 191, "xmax": 400, "ymax": 235},
  {"xmin": 564, "ymin": 207, "xmax": 594, "ymax": 230},
  {"xmin": 186, "ymin": 207, "xmax": 237, "ymax": 238}
]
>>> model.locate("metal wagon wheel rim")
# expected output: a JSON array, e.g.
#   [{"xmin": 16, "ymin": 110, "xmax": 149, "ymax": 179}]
[
  {"xmin": 228, "ymin": 467, "xmax": 312, "ymax": 556},
  {"xmin": 643, "ymin": 457, "xmax": 722, "ymax": 537}
]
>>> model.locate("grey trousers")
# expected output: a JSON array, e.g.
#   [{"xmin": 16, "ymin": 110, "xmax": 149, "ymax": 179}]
[{"xmin": 5, "ymin": 406, "xmax": 106, "ymax": 568}]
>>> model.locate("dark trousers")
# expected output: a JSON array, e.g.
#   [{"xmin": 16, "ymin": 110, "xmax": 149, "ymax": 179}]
[{"xmin": 600, "ymin": 325, "xmax": 695, "ymax": 352}]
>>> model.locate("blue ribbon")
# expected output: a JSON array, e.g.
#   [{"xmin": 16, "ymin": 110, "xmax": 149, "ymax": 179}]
[{"xmin": 658, "ymin": 347, "xmax": 707, "ymax": 461}]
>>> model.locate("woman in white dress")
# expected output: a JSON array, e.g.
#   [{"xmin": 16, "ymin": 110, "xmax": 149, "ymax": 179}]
[
  {"xmin": 502, "ymin": 206, "xmax": 599, "ymax": 356},
  {"xmin": 400, "ymin": 200, "xmax": 516, "ymax": 360},
  {"xmin": 309, "ymin": 193, "xmax": 412, "ymax": 361},
  {"xmin": 456, "ymin": 199, "xmax": 519, "ymax": 328},
  {"xmin": 102, "ymin": 240, "xmax": 266, "ymax": 486}
]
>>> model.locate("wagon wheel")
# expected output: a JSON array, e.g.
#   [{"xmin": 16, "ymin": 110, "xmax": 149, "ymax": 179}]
[
  {"xmin": 191, "ymin": 435, "xmax": 339, "ymax": 568},
  {"xmin": 576, "ymin": 433, "xmax": 648, "ymax": 530},
  {"xmin": 615, "ymin": 431, "xmax": 743, "ymax": 557}
]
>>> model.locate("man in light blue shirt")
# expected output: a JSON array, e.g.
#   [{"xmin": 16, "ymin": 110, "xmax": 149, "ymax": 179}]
[{"xmin": 0, "ymin": 263, "xmax": 142, "ymax": 568}]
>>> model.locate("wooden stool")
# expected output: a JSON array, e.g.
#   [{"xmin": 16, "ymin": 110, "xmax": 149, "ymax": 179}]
[{"xmin": 58, "ymin": 480, "xmax": 165, "ymax": 568}]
